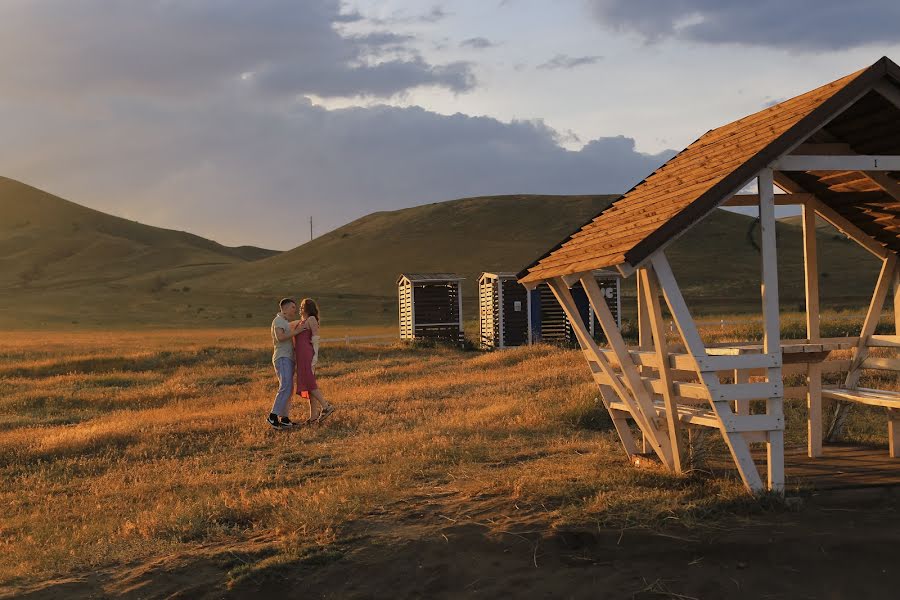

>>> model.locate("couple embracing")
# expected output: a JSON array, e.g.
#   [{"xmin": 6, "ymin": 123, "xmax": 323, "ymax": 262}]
[{"xmin": 268, "ymin": 297, "xmax": 335, "ymax": 429}]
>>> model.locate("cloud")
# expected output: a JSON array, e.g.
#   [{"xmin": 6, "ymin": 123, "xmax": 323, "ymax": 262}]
[
  {"xmin": 0, "ymin": 0, "xmax": 675, "ymax": 250},
  {"xmin": 537, "ymin": 54, "xmax": 603, "ymax": 70},
  {"xmin": 0, "ymin": 95, "xmax": 674, "ymax": 249},
  {"xmin": 588, "ymin": 0, "xmax": 900, "ymax": 51},
  {"xmin": 460, "ymin": 37, "xmax": 498, "ymax": 50},
  {"xmin": 0, "ymin": 0, "xmax": 473, "ymax": 99}
]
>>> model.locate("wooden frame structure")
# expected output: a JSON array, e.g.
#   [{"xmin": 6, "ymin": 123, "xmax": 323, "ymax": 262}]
[
  {"xmin": 479, "ymin": 271, "xmax": 621, "ymax": 349},
  {"xmin": 398, "ymin": 273, "xmax": 465, "ymax": 343},
  {"xmin": 479, "ymin": 272, "xmax": 531, "ymax": 349},
  {"xmin": 519, "ymin": 57, "xmax": 900, "ymax": 493},
  {"xmin": 531, "ymin": 271, "xmax": 622, "ymax": 347}
]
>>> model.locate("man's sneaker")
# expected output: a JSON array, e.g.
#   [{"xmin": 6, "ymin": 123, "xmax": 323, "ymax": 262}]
[
  {"xmin": 280, "ymin": 416, "xmax": 296, "ymax": 428},
  {"xmin": 267, "ymin": 413, "xmax": 283, "ymax": 429}
]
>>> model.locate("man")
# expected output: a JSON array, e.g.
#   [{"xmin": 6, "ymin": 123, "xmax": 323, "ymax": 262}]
[{"xmin": 268, "ymin": 297, "xmax": 303, "ymax": 428}]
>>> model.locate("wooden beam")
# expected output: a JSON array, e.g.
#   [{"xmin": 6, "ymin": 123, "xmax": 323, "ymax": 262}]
[
  {"xmin": 802, "ymin": 203, "xmax": 820, "ymax": 342},
  {"xmin": 547, "ymin": 278, "xmax": 671, "ymax": 465},
  {"xmin": 775, "ymin": 155, "xmax": 900, "ymax": 171},
  {"xmin": 639, "ymin": 268, "xmax": 684, "ymax": 473},
  {"xmin": 723, "ymin": 193, "xmax": 813, "ymax": 207},
  {"xmin": 759, "ymin": 168, "xmax": 785, "ymax": 493},
  {"xmin": 649, "ymin": 252, "xmax": 766, "ymax": 493},
  {"xmin": 577, "ymin": 275, "xmax": 676, "ymax": 469},
  {"xmin": 811, "ymin": 197, "xmax": 889, "ymax": 260}
]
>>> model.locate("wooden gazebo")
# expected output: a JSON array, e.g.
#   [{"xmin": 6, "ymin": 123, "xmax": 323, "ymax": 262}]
[
  {"xmin": 398, "ymin": 273, "xmax": 465, "ymax": 343},
  {"xmin": 519, "ymin": 57, "xmax": 900, "ymax": 494}
]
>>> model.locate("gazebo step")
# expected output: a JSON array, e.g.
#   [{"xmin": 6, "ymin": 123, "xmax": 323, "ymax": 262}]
[{"xmin": 606, "ymin": 398, "xmax": 720, "ymax": 428}]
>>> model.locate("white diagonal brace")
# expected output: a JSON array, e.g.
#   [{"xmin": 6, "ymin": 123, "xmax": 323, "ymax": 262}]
[
  {"xmin": 640, "ymin": 267, "xmax": 685, "ymax": 473},
  {"xmin": 547, "ymin": 278, "xmax": 672, "ymax": 466}
]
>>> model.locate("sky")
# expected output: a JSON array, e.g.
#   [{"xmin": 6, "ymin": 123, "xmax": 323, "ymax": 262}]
[{"xmin": 2, "ymin": 0, "xmax": 900, "ymax": 250}]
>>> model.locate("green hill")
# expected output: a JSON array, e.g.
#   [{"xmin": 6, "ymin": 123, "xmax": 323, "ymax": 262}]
[
  {"xmin": 0, "ymin": 177, "xmax": 280, "ymax": 327},
  {"xmin": 0, "ymin": 177, "xmax": 277, "ymax": 290},
  {"xmin": 195, "ymin": 194, "xmax": 620, "ymax": 298},
  {"xmin": 0, "ymin": 180, "xmax": 883, "ymax": 328},
  {"xmin": 194, "ymin": 199, "xmax": 880, "ymax": 320}
]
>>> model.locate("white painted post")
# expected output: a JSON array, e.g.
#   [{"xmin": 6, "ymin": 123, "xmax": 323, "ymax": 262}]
[
  {"xmin": 803, "ymin": 202, "xmax": 823, "ymax": 458},
  {"xmin": 759, "ymin": 167, "xmax": 785, "ymax": 493}
]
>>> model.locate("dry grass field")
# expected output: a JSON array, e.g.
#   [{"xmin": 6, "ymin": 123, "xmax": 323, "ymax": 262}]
[{"xmin": 2, "ymin": 325, "xmax": 899, "ymax": 599}]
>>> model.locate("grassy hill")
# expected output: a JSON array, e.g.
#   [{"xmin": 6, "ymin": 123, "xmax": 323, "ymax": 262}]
[
  {"xmin": 0, "ymin": 177, "xmax": 278, "ymax": 327},
  {"xmin": 194, "ymin": 197, "xmax": 881, "ymax": 321},
  {"xmin": 0, "ymin": 179, "xmax": 883, "ymax": 328},
  {"xmin": 0, "ymin": 177, "xmax": 277, "ymax": 290},
  {"xmin": 195, "ymin": 194, "xmax": 619, "ymax": 298}
]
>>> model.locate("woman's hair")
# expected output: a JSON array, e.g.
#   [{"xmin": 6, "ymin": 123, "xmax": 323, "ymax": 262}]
[{"xmin": 300, "ymin": 298, "xmax": 320, "ymax": 323}]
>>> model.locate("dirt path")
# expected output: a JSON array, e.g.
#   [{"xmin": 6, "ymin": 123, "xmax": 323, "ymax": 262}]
[{"xmin": 6, "ymin": 488, "xmax": 899, "ymax": 600}]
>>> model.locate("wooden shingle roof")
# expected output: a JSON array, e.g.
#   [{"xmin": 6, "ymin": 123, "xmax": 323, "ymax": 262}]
[{"xmin": 519, "ymin": 57, "xmax": 900, "ymax": 284}]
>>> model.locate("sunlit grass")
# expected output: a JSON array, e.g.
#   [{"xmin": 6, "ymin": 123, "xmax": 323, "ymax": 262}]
[{"xmin": 0, "ymin": 326, "xmax": 891, "ymax": 588}]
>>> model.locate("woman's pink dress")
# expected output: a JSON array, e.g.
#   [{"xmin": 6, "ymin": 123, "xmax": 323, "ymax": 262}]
[{"xmin": 294, "ymin": 321, "xmax": 318, "ymax": 394}]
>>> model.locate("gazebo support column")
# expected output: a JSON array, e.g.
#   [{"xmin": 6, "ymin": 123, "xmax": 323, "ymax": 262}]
[
  {"xmin": 637, "ymin": 275, "xmax": 653, "ymax": 453},
  {"xmin": 802, "ymin": 201, "xmax": 823, "ymax": 457},
  {"xmin": 759, "ymin": 168, "xmax": 785, "ymax": 492}
]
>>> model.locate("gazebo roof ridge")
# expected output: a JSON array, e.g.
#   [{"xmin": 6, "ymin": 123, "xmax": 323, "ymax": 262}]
[{"xmin": 519, "ymin": 56, "xmax": 900, "ymax": 284}]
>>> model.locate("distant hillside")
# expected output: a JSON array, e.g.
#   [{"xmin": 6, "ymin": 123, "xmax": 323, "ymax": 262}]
[
  {"xmin": 0, "ymin": 177, "xmax": 278, "ymax": 290},
  {"xmin": 0, "ymin": 183, "xmax": 883, "ymax": 328},
  {"xmin": 196, "ymin": 195, "xmax": 620, "ymax": 298},
  {"xmin": 198, "ymin": 196, "xmax": 881, "ymax": 318}
]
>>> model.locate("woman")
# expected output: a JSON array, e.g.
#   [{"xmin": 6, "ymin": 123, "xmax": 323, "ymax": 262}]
[{"xmin": 294, "ymin": 298, "xmax": 336, "ymax": 424}]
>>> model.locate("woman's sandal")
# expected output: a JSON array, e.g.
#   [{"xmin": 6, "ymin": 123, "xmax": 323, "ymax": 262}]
[{"xmin": 315, "ymin": 404, "xmax": 336, "ymax": 425}]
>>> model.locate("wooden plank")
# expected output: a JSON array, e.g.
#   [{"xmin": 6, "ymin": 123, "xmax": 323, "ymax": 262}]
[
  {"xmin": 860, "ymin": 356, "xmax": 900, "ymax": 371},
  {"xmin": 823, "ymin": 387, "xmax": 900, "ymax": 408},
  {"xmin": 639, "ymin": 268, "xmax": 684, "ymax": 473},
  {"xmin": 866, "ymin": 335, "xmax": 900, "ymax": 347},
  {"xmin": 711, "ymin": 382, "xmax": 784, "ymax": 402},
  {"xmin": 803, "ymin": 203, "xmax": 821, "ymax": 341},
  {"xmin": 775, "ymin": 155, "xmax": 900, "ymax": 171},
  {"xmin": 723, "ymin": 193, "xmax": 813, "ymax": 206}
]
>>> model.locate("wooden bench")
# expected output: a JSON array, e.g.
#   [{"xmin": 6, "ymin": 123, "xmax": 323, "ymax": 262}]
[{"xmin": 823, "ymin": 339, "xmax": 900, "ymax": 458}]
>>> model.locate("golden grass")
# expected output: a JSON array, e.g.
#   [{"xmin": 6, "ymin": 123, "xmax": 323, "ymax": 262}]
[{"xmin": 0, "ymin": 325, "xmax": 892, "ymax": 588}]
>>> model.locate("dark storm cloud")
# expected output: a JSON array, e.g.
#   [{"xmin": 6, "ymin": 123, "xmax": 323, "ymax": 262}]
[{"xmin": 589, "ymin": 0, "xmax": 900, "ymax": 51}]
